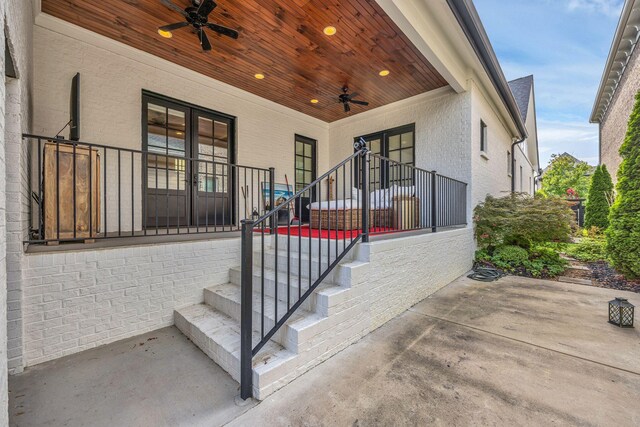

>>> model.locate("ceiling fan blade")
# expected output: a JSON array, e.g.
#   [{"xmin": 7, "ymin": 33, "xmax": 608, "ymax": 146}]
[
  {"xmin": 206, "ymin": 23, "xmax": 239, "ymax": 39},
  {"xmin": 198, "ymin": 28, "xmax": 212, "ymax": 51},
  {"xmin": 350, "ymin": 100, "xmax": 369, "ymax": 106},
  {"xmin": 159, "ymin": 21, "xmax": 190, "ymax": 32},
  {"xmin": 197, "ymin": 0, "xmax": 218, "ymax": 16},
  {"xmin": 344, "ymin": 103, "xmax": 350, "ymax": 113},
  {"xmin": 348, "ymin": 92, "xmax": 359, "ymax": 99},
  {"xmin": 160, "ymin": 0, "xmax": 187, "ymax": 17}
]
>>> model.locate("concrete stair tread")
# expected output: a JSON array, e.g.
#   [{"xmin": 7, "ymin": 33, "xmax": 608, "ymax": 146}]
[
  {"xmin": 205, "ymin": 283, "xmax": 324, "ymax": 327},
  {"xmin": 175, "ymin": 303, "xmax": 295, "ymax": 368},
  {"xmin": 229, "ymin": 265, "xmax": 341, "ymax": 290}
]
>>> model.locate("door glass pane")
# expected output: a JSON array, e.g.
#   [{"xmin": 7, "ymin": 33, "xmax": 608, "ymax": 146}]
[
  {"xmin": 197, "ymin": 117, "xmax": 229, "ymax": 193},
  {"xmin": 369, "ymin": 139, "xmax": 381, "ymax": 154},
  {"xmin": 167, "ymin": 108, "xmax": 186, "ymax": 156}
]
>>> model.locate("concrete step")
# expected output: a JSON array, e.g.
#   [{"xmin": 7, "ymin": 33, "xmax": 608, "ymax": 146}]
[
  {"xmin": 271, "ymin": 234, "xmax": 355, "ymax": 257},
  {"xmin": 255, "ymin": 250, "xmax": 350, "ymax": 281},
  {"xmin": 204, "ymin": 283, "xmax": 330, "ymax": 353},
  {"xmin": 174, "ymin": 304, "xmax": 298, "ymax": 399},
  {"xmin": 228, "ymin": 266, "xmax": 349, "ymax": 316}
]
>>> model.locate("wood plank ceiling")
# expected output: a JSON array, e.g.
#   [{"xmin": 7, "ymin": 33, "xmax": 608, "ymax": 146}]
[{"xmin": 42, "ymin": 0, "xmax": 449, "ymax": 122}]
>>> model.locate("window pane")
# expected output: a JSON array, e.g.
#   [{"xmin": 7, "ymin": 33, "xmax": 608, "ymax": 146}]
[
  {"xmin": 369, "ymin": 139, "xmax": 381, "ymax": 154},
  {"xmin": 296, "ymin": 157, "xmax": 304, "ymax": 169},
  {"xmin": 400, "ymin": 132, "xmax": 413, "ymax": 148},
  {"xmin": 401, "ymin": 148, "xmax": 413, "ymax": 164},
  {"xmin": 304, "ymin": 171, "xmax": 312, "ymax": 184},
  {"xmin": 304, "ymin": 143, "xmax": 311, "ymax": 157},
  {"xmin": 389, "ymin": 135, "xmax": 400, "ymax": 150},
  {"xmin": 304, "ymin": 157, "xmax": 312, "ymax": 170},
  {"xmin": 389, "ymin": 150, "xmax": 400, "ymax": 162},
  {"xmin": 296, "ymin": 141, "xmax": 304, "ymax": 155}
]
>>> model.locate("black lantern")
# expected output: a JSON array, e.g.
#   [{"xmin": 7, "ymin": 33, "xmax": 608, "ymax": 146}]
[{"xmin": 608, "ymin": 298, "xmax": 634, "ymax": 328}]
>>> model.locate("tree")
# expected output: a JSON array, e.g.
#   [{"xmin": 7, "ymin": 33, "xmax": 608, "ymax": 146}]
[
  {"xmin": 541, "ymin": 153, "xmax": 592, "ymax": 198},
  {"xmin": 606, "ymin": 91, "xmax": 640, "ymax": 278},
  {"xmin": 585, "ymin": 164, "xmax": 614, "ymax": 230}
]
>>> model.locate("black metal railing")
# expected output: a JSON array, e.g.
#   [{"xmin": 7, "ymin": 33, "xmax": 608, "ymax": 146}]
[
  {"xmin": 240, "ymin": 147, "xmax": 368, "ymax": 399},
  {"xmin": 23, "ymin": 134, "xmax": 273, "ymax": 244},
  {"xmin": 366, "ymin": 153, "xmax": 467, "ymax": 234},
  {"xmin": 239, "ymin": 142, "xmax": 468, "ymax": 398}
]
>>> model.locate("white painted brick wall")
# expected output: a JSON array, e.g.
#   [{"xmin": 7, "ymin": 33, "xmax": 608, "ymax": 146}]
[
  {"xmin": 470, "ymin": 82, "xmax": 535, "ymax": 206},
  {"xmin": 358, "ymin": 228, "xmax": 474, "ymax": 330},
  {"xmin": 21, "ymin": 237, "xmax": 251, "ymax": 366},
  {"xmin": 2, "ymin": 0, "xmax": 34, "ymax": 422}
]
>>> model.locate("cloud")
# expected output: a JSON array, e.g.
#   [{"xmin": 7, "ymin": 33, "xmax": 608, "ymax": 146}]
[
  {"xmin": 537, "ymin": 120, "xmax": 600, "ymax": 166},
  {"xmin": 566, "ymin": 0, "xmax": 624, "ymax": 17}
]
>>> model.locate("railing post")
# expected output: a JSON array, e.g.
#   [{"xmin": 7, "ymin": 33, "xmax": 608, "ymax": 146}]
[
  {"xmin": 360, "ymin": 149, "xmax": 370, "ymax": 243},
  {"xmin": 431, "ymin": 171, "xmax": 437, "ymax": 233},
  {"xmin": 268, "ymin": 167, "xmax": 275, "ymax": 235},
  {"xmin": 240, "ymin": 220, "xmax": 254, "ymax": 400}
]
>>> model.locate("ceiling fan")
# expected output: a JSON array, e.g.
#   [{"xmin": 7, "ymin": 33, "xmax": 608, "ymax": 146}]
[
  {"xmin": 158, "ymin": 0, "xmax": 239, "ymax": 51},
  {"xmin": 338, "ymin": 86, "xmax": 369, "ymax": 113}
]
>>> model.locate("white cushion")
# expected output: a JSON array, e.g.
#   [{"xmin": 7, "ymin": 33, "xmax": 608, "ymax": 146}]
[
  {"xmin": 392, "ymin": 185, "xmax": 415, "ymax": 197},
  {"xmin": 369, "ymin": 188, "xmax": 391, "ymax": 209},
  {"xmin": 308, "ymin": 199, "xmax": 361, "ymax": 210}
]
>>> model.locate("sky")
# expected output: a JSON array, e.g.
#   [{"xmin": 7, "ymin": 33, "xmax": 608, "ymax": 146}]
[{"xmin": 474, "ymin": 0, "xmax": 624, "ymax": 168}]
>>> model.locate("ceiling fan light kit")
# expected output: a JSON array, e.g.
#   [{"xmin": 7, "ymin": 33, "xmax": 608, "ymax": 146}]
[{"xmin": 159, "ymin": 0, "xmax": 239, "ymax": 52}]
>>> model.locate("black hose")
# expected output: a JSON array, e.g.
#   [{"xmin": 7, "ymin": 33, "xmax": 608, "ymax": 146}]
[{"xmin": 467, "ymin": 265, "xmax": 506, "ymax": 282}]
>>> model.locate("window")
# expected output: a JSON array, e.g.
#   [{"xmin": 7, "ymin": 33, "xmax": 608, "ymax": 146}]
[
  {"xmin": 295, "ymin": 135, "xmax": 316, "ymax": 192},
  {"xmin": 355, "ymin": 124, "xmax": 415, "ymax": 189},
  {"xmin": 520, "ymin": 166, "xmax": 523, "ymax": 192},
  {"xmin": 507, "ymin": 151, "xmax": 512, "ymax": 176},
  {"xmin": 480, "ymin": 120, "xmax": 488, "ymax": 154}
]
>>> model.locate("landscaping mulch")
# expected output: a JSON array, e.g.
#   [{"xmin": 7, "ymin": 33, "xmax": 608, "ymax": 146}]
[{"xmin": 588, "ymin": 261, "xmax": 640, "ymax": 293}]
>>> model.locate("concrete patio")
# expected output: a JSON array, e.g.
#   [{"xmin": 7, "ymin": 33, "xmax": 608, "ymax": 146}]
[{"xmin": 10, "ymin": 275, "xmax": 640, "ymax": 426}]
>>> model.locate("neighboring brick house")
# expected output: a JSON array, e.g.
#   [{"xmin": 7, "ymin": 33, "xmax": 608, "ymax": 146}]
[
  {"xmin": 591, "ymin": 0, "xmax": 640, "ymax": 182},
  {"xmin": 0, "ymin": 0, "xmax": 540, "ymax": 402}
]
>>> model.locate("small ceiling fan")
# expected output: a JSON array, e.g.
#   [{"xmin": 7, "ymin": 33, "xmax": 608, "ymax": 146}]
[
  {"xmin": 338, "ymin": 86, "xmax": 369, "ymax": 113},
  {"xmin": 158, "ymin": 0, "xmax": 239, "ymax": 51}
]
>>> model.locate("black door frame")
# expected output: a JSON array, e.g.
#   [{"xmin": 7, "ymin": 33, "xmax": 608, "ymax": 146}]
[
  {"xmin": 142, "ymin": 91, "xmax": 237, "ymax": 229},
  {"xmin": 294, "ymin": 134, "xmax": 317, "ymax": 222}
]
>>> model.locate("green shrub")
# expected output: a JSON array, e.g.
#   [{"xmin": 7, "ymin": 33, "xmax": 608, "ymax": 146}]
[
  {"xmin": 564, "ymin": 237, "xmax": 608, "ymax": 262},
  {"xmin": 606, "ymin": 91, "xmax": 640, "ymax": 278},
  {"xmin": 473, "ymin": 244, "xmax": 567, "ymax": 278},
  {"xmin": 492, "ymin": 245, "xmax": 529, "ymax": 268},
  {"xmin": 474, "ymin": 193, "xmax": 575, "ymax": 251},
  {"xmin": 585, "ymin": 165, "xmax": 614, "ymax": 230}
]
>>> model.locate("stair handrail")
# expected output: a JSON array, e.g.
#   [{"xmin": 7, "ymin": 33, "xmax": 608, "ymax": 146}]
[{"xmin": 239, "ymin": 145, "xmax": 370, "ymax": 399}]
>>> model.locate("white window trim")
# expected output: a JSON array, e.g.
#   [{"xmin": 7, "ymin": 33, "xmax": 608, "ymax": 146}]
[{"xmin": 480, "ymin": 120, "xmax": 489, "ymax": 159}]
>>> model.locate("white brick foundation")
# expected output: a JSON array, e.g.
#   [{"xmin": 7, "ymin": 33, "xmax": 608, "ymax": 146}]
[{"xmin": 21, "ymin": 237, "xmax": 246, "ymax": 366}]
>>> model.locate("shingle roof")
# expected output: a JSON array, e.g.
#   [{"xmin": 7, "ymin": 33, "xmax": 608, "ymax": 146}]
[{"xmin": 508, "ymin": 75, "xmax": 533, "ymax": 123}]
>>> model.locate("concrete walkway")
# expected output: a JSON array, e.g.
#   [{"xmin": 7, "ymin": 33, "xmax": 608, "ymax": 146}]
[
  {"xmin": 10, "ymin": 276, "xmax": 640, "ymax": 426},
  {"xmin": 231, "ymin": 276, "xmax": 640, "ymax": 426},
  {"xmin": 9, "ymin": 327, "xmax": 256, "ymax": 427}
]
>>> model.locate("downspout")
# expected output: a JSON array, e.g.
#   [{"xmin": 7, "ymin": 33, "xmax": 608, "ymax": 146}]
[{"xmin": 511, "ymin": 137, "xmax": 525, "ymax": 192}]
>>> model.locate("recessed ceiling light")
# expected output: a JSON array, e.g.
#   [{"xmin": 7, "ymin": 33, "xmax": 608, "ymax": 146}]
[
  {"xmin": 158, "ymin": 29, "xmax": 173, "ymax": 39},
  {"xmin": 310, "ymin": 99, "xmax": 319, "ymax": 104},
  {"xmin": 254, "ymin": 73, "xmax": 265, "ymax": 80},
  {"xmin": 323, "ymin": 26, "xmax": 337, "ymax": 36},
  {"xmin": 379, "ymin": 69, "xmax": 390, "ymax": 77}
]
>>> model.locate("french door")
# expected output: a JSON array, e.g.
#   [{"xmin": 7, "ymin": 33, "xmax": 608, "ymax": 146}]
[
  {"xmin": 143, "ymin": 93, "xmax": 234, "ymax": 229},
  {"xmin": 356, "ymin": 124, "xmax": 415, "ymax": 189}
]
